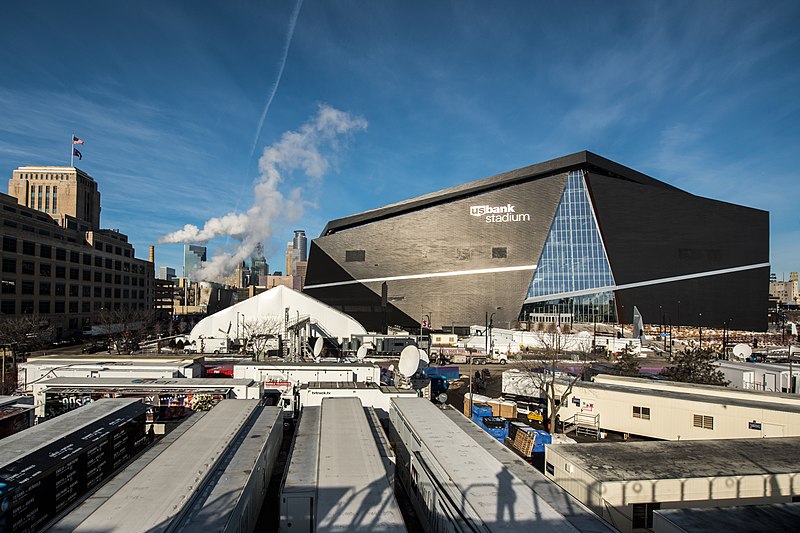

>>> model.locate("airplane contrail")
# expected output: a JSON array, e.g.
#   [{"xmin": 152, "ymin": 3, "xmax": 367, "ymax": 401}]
[{"xmin": 249, "ymin": 0, "xmax": 304, "ymax": 160}]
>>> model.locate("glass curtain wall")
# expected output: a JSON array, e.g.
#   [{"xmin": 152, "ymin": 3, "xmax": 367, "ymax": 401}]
[{"xmin": 524, "ymin": 170, "xmax": 617, "ymax": 323}]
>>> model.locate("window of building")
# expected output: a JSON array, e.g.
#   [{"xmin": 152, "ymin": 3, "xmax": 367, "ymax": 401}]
[
  {"xmin": 20, "ymin": 280, "xmax": 34, "ymax": 295},
  {"xmin": 632, "ymin": 503, "xmax": 660, "ymax": 529},
  {"xmin": 70, "ymin": 268, "xmax": 79, "ymax": 280},
  {"xmin": 1, "ymin": 279, "xmax": 14, "ymax": 294},
  {"xmin": 69, "ymin": 285, "xmax": 79, "ymax": 297},
  {"xmin": 69, "ymin": 301, "xmax": 78, "ymax": 313},
  {"xmin": 21, "ymin": 300, "xmax": 34, "ymax": 314},
  {"xmin": 123, "ymin": 289, "xmax": 129, "ymax": 299},
  {"xmin": 114, "ymin": 288, "xmax": 121, "ymax": 298},
  {"xmin": 123, "ymin": 262, "xmax": 130, "ymax": 272},
  {"xmin": 82, "ymin": 270, "xmax": 91, "ymax": 281},
  {"xmin": 52, "ymin": 185, "xmax": 57, "ymax": 213},
  {"xmin": 94, "ymin": 272, "xmax": 101, "ymax": 283},
  {"xmin": 693, "ymin": 414, "xmax": 714, "ymax": 430},
  {"xmin": 633, "ymin": 406, "xmax": 650, "ymax": 420},
  {"xmin": 104, "ymin": 287, "xmax": 111, "ymax": 298},
  {"xmin": 139, "ymin": 290, "xmax": 144, "ymax": 299},
  {"xmin": 82, "ymin": 285, "xmax": 90, "ymax": 297},
  {"xmin": 40, "ymin": 282, "xmax": 51, "ymax": 295},
  {"xmin": 21, "ymin": 261, "xmax": 35, "ymax": 275},
  {"xmin": 22, "ymin": 241, "xmax": 36, "ymax": 255},
  {"xmin": 345, "ymin": 250, "xmax": 366, "ymax": 262},
  {"xmin": 124, "ymin": 249, "xmax": 130, "ymax": 257},
  {"xmin": 83, "ymin": 253, "xmax": 91, "ymax": 266},
  {"xmin": 39, "ymin": 301, "xmax": 50, "ymax": 314},
  {"xmin": 82, "ymin": 302, "xmax": 90, "ymax": 313},
  {"xmin": 2, "ymin": 236, "xmax": 17, "ymax": 253},
  {"xmin": 1, "ymin": 300, "xmax": 16, "ymax": 314},
  {"xmin": 3, "ymin": 220, "xmax": 17, "ymax": 228},
  {"xmin": 491, "ymin": 247, "xmax": 508, "ymax": 259},
  {"xmin": 2, "ymin": 258, "xmax": 16, "ymax": 273},
  {"xmin": 54, "ymin": 301, "xmax": 65, "ymax": 313},
  {"xmin": 40, "ymin": 244, "xmax": 51, "ymax": 258},
  {"xmin": 114, "ymin": 274, "xmax": 121, "ymax": 285},
  {"xmin": 94, "ymin": 256, "xmax": 102, "ymax": 267},
  {"xmin": 55, "ymin": 283, "xmax": 65, "ymax": 296},
  {"xmin": 38, "ymin": 229, "xmax": 50, "ymax": 237},
  {"xmin": 40, "ymin": 263, "xmax": 51, "ymax": 277},
  {"xmin": 56, "ymin": 265, "xmax": 66, "ymax": 278},
  {"xmin": 105, "ymin": 273, "xmax": 112, "ymax": 283},
  {"xmin": 56, "ymin": 248, "xmax": 67, "ymax": 261},
  {"xmin": 105, "ymin": 258, "xmax": 112, "ymax": 269},
  {"xmin": 70, "ymin": 251, "xmax": 79, "ymax": 263},
  {"xmin": 123, "ymin": 276, "xmax": 129, "ymax": 286},
  {"xmin": 114, "ymin": 260, "xmax": 121, "ymax": 271},
  {"xmin": 105, "ymin": 244, "xmax": 112, "ymax": 253},
  {"xmin": 94, "ymin": 287, "xmax": 101, "ymax": 297},
  {"xmin": 94, "ymin": 241, "xmax": 103, "ymax": 250}
]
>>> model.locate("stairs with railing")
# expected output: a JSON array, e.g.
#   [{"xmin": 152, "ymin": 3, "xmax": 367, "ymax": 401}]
[{"xmin": 561, "ymin": 413, "xmax": 600, "ymax": 440}]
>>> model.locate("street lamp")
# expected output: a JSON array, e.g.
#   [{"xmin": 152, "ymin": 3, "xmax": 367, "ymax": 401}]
[{"xmin": 698, "ymin": 312, "xmax": 703, "ymax": 350}]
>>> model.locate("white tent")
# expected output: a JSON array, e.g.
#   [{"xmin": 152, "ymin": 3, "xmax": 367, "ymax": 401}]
[{"xmin": 189, "ymin": 285, "xmax": 367, "ymax": 345}]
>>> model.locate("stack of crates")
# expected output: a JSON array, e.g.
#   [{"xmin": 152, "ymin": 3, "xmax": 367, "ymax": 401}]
[
  {"xmin": 470, "ymin": 402, "xmax": 493, "ymax": 422},
  {"xmin": 480, "ymin": 416, "xmax": 509, "ymax": 442},
  {"xmin": 507, "ymin": 423, "xmax": 553, "ymax": 458}
]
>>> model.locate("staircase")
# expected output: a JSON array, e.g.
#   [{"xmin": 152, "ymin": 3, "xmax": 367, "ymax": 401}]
[{"xmin": 561, "ymin": 413, "xmax": 601, "ymax": 440}]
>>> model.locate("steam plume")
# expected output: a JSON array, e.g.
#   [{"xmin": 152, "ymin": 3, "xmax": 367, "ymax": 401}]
[{"xmin": 160, "ymin": 104, "xmax": 367, "ymax": 281}]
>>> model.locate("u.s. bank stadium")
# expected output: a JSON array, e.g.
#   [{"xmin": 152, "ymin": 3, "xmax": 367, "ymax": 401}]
[{"xmin": 303, "ymin": 151, "xmax": 769, "ymax": 332}]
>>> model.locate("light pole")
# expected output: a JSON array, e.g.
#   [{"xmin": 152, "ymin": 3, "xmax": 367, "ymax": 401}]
[{"xmin": 698, "ymin": 313, "xmax": 703, "ymax": 350}]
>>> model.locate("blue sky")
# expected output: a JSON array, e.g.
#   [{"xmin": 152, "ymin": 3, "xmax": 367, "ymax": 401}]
[{"xmin": 1, "ymin": 1, "xmax": 798, "ymax": 277}]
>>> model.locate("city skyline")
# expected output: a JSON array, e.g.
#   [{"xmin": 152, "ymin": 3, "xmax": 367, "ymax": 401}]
[{"xmin": 0, "ymin": 1, "xmax": 798, "ymax": 276}]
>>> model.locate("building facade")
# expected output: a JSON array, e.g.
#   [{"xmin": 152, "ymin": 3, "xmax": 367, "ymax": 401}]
[
  {"xmin": 183, "ymin": 244, "xmax": 206, "ymax": 280},
  {"xmin": 304, "ymin": 151, "xmax": 769, "ymax": 332},
  {"xmin": 1, "ymin": 166, "xmax": 154, "ymax": 337}
]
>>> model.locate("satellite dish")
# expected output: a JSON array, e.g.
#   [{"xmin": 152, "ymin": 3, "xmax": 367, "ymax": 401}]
[
  {"xmin": 418, "ymin": 348, "xmax": 429, "ymax": 369},
  {"xmin": 733, "ymin": 343, "xmax": 752, "ymax": 359},
  {"xmin": 398, "ymin": 345, "xmax": 421, "ymax": 377},
  {"xmin": 356, "ymin": 345, "xmax": 368, "ymax": 360},
  {"xmin": 313, "ymin": 337, "xmax": 324, "ymax": 357},
  {"xmin": 437, "ymin": 393, "xmax": 448, "ymax": 404}
]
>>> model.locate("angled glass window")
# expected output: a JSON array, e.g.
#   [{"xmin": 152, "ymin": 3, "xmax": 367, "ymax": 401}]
[{"xmin": 527, "ymin": 170, "xmax": 615, "ymax": 299}]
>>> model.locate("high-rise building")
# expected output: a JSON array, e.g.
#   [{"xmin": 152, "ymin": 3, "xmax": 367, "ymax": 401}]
[
  {"xmin": 158, "ymin": 266, "xmax": 176, "ymax": 281},
  {"xmin": 293, "ymin": 230, "xmax": 307, "ymax": 262},
  {"xmin": 183, "ymin": 244, "xmax": 207, "ymax": 280},
  {"xmin": 1, "ymin": 166, "xmax": 154, "ymax": 337},
  {"xmin": 8, "ymin": 166, "xmax": 101, "ymax": 231},
  {"xmin": 250, "ymin": 243, "xmax": 268, "ymax": 284}
]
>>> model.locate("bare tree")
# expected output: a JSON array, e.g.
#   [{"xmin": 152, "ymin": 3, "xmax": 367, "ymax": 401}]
[
  {"xmin": 521, "ymin": 324, "xmax": 591, "ymax": 434},
  {"xmin": 0, "ymin": 315, "xmax": 54, "ymax": 394},
  {"xmin": 94, "ymin": 307, "xmax": 155, "ymax": 354},
  {"xmin": 241, "ymin": 316, "xmax": 282, "ymax": 360}
]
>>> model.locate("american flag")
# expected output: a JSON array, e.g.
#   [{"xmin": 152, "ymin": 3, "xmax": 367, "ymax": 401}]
[{"xmin": 72, "ymin": 135, "xmax": 84, "ymax": 145}]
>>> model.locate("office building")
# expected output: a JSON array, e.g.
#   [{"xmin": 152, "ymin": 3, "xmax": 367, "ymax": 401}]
[
  {"xmin": 183, "ymin": 244, "xmax": 206, "ymax": 280},
  {"xmin": 304, "ymin": 151, "xmax": 769, "ymax": 332},
  {"xmin": 1, "ymin": 166, "xmax": 154, "ymax": 337},
  {"xmin": 158, "ymin": 266, "xmax": 176, "ymax": 281}
]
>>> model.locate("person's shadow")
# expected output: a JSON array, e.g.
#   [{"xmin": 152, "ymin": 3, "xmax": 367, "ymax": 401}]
[{"xmin": 497, "ymin": 467, "xmax": 516, "ymax": 524}]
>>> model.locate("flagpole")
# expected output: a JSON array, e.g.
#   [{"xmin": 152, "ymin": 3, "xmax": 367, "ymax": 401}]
[{"xmin": 70, "ymin": 133, "xmax": 74, "ymax": 167}]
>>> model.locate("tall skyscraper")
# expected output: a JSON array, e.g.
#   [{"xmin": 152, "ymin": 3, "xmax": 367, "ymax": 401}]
[
  {"xmin": 8, "ymin": 166, "xmax": 101, "ymax": 231},
  {"xmin": 293, "ymin": 230, "xmax": 307, "ymax": 262},
  {"xmin": 184, "ymin": 244, "xmax": 207, "ymax": 280},
  {"xmin": 158, "ymin": 266, "xmax": 176, "ymax": 281}
]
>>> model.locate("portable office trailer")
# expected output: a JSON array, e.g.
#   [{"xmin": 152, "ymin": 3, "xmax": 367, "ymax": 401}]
[
  {"xmin": 32, "ymin": 377, "xmax": 261, "ymax": 418},
  {"xmin": 593, "ymin": 374, "xmax": 800, "ymax": 408},
  {"xmin": 297, "ymin": 381, "xmax": 417, "ymax": 416},
  {"xmin": 280, "ymin": 406, "xmax": 321, "ymax": 533},
  {"xmin": 0, "ymin": 399, "xmax": 150, "ymax": 532},
  {"xmin": 715, "ymin": 360, "xmax": 800, "ymax": 393},
  {"xmin": 390, "ymin": 397, "xmax": 579, "ymax": 532},
  {"xmin": 316, "ymin": 397, "xmax": 406, "ymax": 532},
  {"xmin": 64, "ymin": 400, "xmax": 264, "ymax": 532},
  {"xmin": 545, "ymin": 438, "xmax": 800, "ymax": 533},
  {"xmin": 17, "ymin": 356, "xmax": 203, "ymax": 391},
  {"xmin": 553, "ymin": 379, "xmax": 800, "ymax": 440}
]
